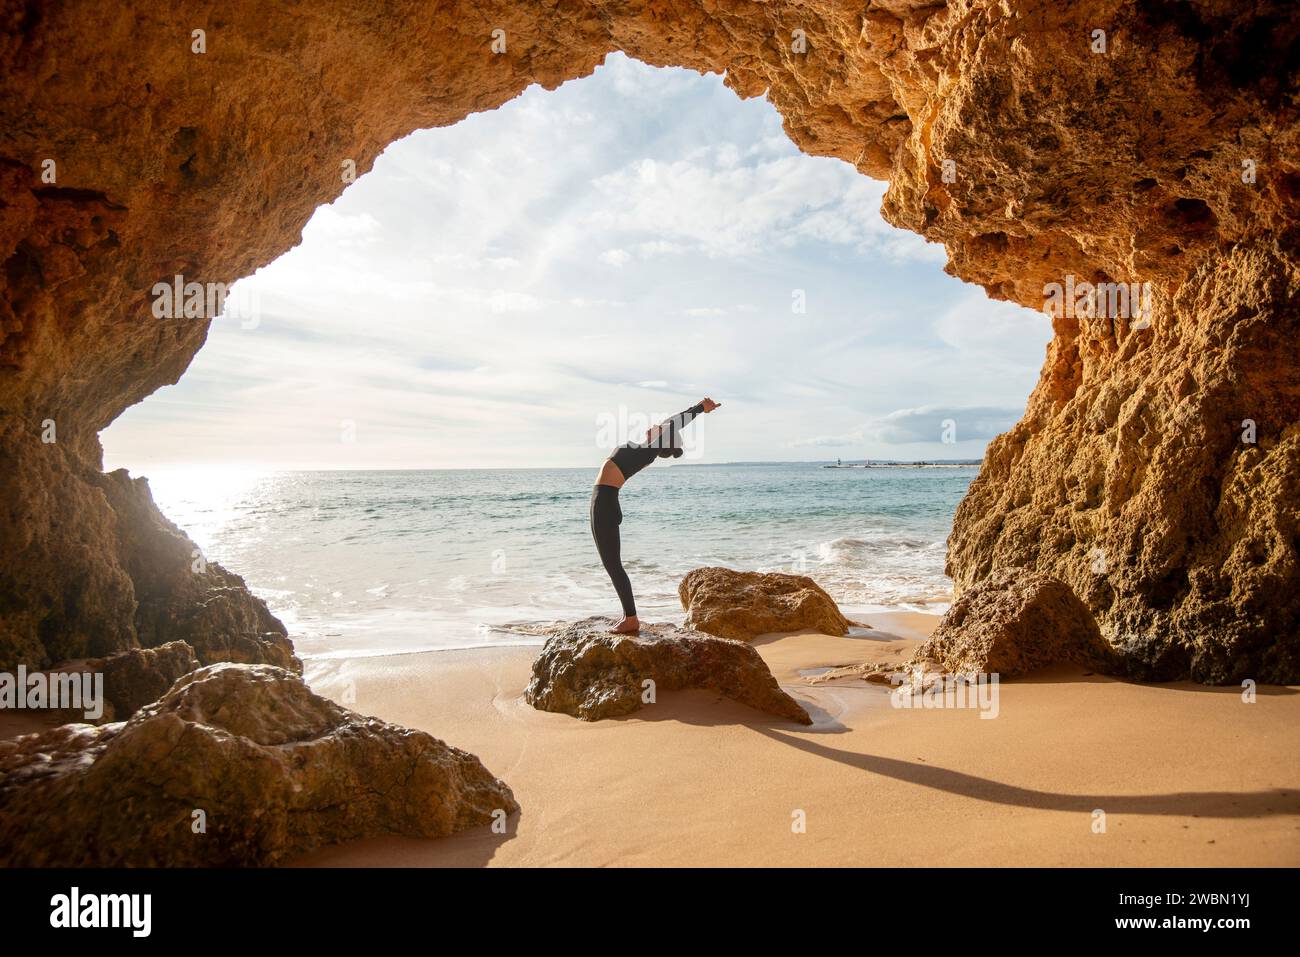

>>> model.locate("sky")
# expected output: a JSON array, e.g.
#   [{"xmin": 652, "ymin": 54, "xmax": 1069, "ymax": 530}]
[{"xmin": 102, "ymin": 54, "xmax": 1052, "ymax": 473}]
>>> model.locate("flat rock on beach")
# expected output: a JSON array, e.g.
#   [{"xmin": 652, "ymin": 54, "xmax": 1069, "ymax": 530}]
[{"xmin": 525, "ymin": 617, "xmax": 812, "ymax": 724}]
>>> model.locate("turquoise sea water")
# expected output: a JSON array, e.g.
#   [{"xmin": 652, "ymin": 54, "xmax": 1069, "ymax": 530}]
[{"xmin": 147, "ymin": 463, "xmax": 977, "ymax": 659}]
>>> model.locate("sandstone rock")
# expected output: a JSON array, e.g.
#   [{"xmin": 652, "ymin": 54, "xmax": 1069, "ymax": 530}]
[
  {"xmin": 96, "ymin": 640, "xmax": 200, "ymax": 719},
  {"xmin": 908, "ymin": 568, "xmax": 1117, "ymax": 678},
  {"xmin": 0, "ymin": 458, "xmax": 298, "ymax": 674},
  {"xmin": 0, "ymin": 664, "xmax": 518, "ymax": 866},
  {"xmin": 948, "ymin": 243, "xmax": 1300, "ymax": 683},
  {"xmin": 679, "ymin": 567, "xmax": 853, "ymax": 642},
  {"xmin": 0, "ymin": 2, "xmax": 1296, "ymax": 682},
  {"xmin": 525, "ymin": 617, "xmax": 812, "ymax": 724},
  {"xmin": 38, "ymin": 640, "xmax": 202, "ymax": 724},
  {"xmin": 100, "ymin": 470, "xmax": 301, "ymax": 672}
]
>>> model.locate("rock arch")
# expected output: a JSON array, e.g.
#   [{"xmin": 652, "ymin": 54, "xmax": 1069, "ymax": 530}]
[{"xmin": 1, "ymin": 0, "xmax": 1296, "ymax": 682}]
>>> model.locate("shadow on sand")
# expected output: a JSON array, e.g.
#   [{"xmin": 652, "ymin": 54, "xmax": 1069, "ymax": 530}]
[{"xmin": 750, "ymin": 725, "xmax": 1299, "ymax": 819}]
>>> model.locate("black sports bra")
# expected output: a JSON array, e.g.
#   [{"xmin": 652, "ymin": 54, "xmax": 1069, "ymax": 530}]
[{"xmin": 607, "ymin": 403, "xmax": 705, "ymax": 481}]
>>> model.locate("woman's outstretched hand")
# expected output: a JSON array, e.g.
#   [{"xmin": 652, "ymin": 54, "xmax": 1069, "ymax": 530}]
[{"xmin": 700, "ymin": 397, "xmax": 721, "ymax": 412}]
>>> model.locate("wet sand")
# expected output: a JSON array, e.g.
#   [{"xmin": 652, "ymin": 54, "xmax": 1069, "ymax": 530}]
[{"xmin": 288, "ymin": 611, "xmax": 1300, "ymax": 867}]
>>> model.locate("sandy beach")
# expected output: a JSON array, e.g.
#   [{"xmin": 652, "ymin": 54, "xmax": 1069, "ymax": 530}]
[{"xmin": 286, "ymin": 611, "xmax": 1300, "ymax": 867}]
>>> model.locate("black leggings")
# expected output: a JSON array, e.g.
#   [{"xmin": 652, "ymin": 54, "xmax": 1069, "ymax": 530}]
[{"xmin": 591, "ymin": 484, "xmax": 636, "ymax": 617}]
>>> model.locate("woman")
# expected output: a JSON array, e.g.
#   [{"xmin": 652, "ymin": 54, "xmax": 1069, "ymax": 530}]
[{"xmin": 591, "ymin": 397, "xmax": 721, "ymax": 633}]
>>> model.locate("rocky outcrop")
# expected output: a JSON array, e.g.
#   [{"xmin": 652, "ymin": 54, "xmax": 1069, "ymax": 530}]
[
  {"xmin": 0, "ymin": 451, "xmax": 297, "ymax": 673},
  {"xmin": 907, "ymin": 568, "xmax": 1117, "ymax": 677},
  {"xmin": 99, "ymin": 470, "xmax": 300, "ymax": 672},
  {"xmin": 40, "ymin": 639, "xmax": 203, "ymax": 724},
  {"xmin": 948, "ymin": 243, "xmax": 1300, "ymax": 683},
  {"xmin": 1, "ymin": 2, "xmax": 1296, "ymax": 681},
  {"xmin": 525, "ymin": 617, "xmax": 812, "ymax": 724},
  {"xmin": 679, "ymin": 567, "xmax": 853, "ymax": 642},
  {"xmin": 0, "ymin": 664, "xmax": 518, "ymax": 866},
  {"xmin": 95, "ymin": 639, "xmax": 200, "ymax": 720}
]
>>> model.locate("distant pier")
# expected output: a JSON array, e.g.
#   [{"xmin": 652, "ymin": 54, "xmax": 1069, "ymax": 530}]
[{"xmin": 823, "ymin": 460, "xmax": 981, "ymax": 469}]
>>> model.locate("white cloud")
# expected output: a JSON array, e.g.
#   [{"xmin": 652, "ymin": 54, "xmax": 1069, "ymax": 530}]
[
  {"xmin": 581, "ymin": 147, "xmax": 945, "ymax": 263},
  {"xmin": 870, "ymin": 405, "xmax": 1022, "ymax": 444},
  {"xmin": 303, "ymin": 207, "xmax": 382, "ymax": 247},
  {"xmin": 635, "ymin": 240, "xmax": 687, "ymax": 258},
  {"xmin": 793, "ymin": 404, "xmax": 1023, "ymax": 449}
]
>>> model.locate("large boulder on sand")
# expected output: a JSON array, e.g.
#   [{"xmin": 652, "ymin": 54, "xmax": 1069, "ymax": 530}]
[
  {"xmin": 678, "ymin": 567, "xmax": 852, "ymax": 642},
  {"xmin": 0, "ymin": 663, "xmax": 518, "ymax": 866},
  {"xmin": 910, "ymin": 568, "xmax": 1117, "ymax": 677},
  {"xmin": 525, "ymin": 617, "xmax": 812, "ymax": 724}
]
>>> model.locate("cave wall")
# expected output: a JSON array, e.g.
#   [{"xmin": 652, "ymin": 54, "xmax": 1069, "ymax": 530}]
[
  {"xmin": 949, "ymin": 242, "xmax": 1299, "ymax": 682},
  {"xmin": 1, "ymin": 0, "xmax": 1296, "ymax": 679}
]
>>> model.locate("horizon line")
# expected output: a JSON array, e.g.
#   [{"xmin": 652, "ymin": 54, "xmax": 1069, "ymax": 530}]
[{"xmin": 118, "ymin": 458, "xmax": 986, "ymax": 474}]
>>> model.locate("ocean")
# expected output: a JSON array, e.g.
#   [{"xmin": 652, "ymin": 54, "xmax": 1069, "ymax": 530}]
[{"xmin": 146, "ymin": 462, "xmax": 976, "ymax": 660}]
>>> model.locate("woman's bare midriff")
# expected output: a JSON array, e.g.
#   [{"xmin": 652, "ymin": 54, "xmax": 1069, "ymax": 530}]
[{"xmin": 595, "ymin": 459, "xmax": 626, "ymax": 489}]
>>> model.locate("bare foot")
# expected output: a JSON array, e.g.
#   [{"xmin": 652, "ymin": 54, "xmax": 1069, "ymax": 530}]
[{"xmin": 610, "ymin": 616, "xmax": 641, "ymax": 634}]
